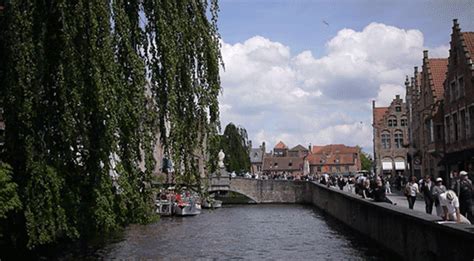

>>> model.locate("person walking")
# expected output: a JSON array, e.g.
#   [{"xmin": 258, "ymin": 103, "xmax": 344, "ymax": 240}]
[
  {"xmin": 385, "ymin": 179, "xmax": 392, "ymax": 194},
  {"xmin": 455, "ymin": 171, "xmax": 473, "ymax": 223},
  {"xmin": 405, "ymin": 176, "xmax": 419, "ymax": 210},
  {"xmin": 421, "ymin": 175, "xmax": 434, "ymax": 214},
  {"xmin": 439, "ymin": 190, "xmax": 471, "ymax": 224},
  {"xmin": 431, "ymin": 177, "xmax": 447, "ymax": 217}
]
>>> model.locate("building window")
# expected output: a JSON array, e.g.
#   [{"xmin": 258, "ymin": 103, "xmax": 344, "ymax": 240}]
[
  {"xmin": 393, "ymin": 119, "xmax": 397, "ymax": 126},
  {"xmin": 436, "ymin": 125, "xmax": 442, "ymax": 141},
  {"xmin": 425, "ymin": 119, "xmax": 434, "ymax": 143},
  {"xmin": 445, "ymin": 116, "xmax": 451, "ymax": 144},
  {"xmin": 274, "ymin": 162, "xmax": 278, "ymax": 167},
  {"xmin": 394, "ymin": 132, "xmax": 403, "ymax": 148},
  {"xmin": 461, "ymin": 109, "xmax": 466, "ymax": 140},
  {"xmin": 396, "ymin": 106, "xmax": 401, "ymax": 112},
  {"xmin": 450, "ymin": 81, "xmax": 456, "ymax": 102},
  {"xmin": 401, "ymin": 119, "xmax": 407, "ymax": 126},
  {"xmin": 469, "ymin": 106, "xmax": 474, "ymax": 139},
  {"xmin": 317, "ymin": 166, "xmax": 322, "ymax": 172},
  {"xmin": 381, "ymin": 133, "xmax": 391, "ymax": 149},
  {"xmin": 453, "ymin": 112, "xmax": 459, "ymax": 141},
  {"xmin": 459, "ymin": 77, "xmax": 464, "ymax": 97},
  {"xmin": 336, "ymin": 166, "xmax": 341, "ymax": 172},
  {"xmin": 388, "ymin": 119, "xmax": 393, "ymax": 127},
  {"xmin": 288, "ymin": 161, "xmax": 293, "ymax": 167}
]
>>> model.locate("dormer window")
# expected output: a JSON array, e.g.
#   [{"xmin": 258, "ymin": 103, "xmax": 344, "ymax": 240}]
[{"xmin": 395, "ymin": 106, "xmax": 401, "ymax": 112}]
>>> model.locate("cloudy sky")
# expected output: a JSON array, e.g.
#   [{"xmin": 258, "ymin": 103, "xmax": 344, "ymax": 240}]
[{"xmin": 216, "ymin": 0, "xmax": 474, "ymax": 154}]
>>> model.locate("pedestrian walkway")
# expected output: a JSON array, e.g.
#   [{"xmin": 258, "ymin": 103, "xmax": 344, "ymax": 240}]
[
  {"xmin": 341, "ymin": 184, "xmax": 438, "ymax": 216},
  {"xmin": 386, "ymin": 192, "xmax": 427, "ymax": 213}
]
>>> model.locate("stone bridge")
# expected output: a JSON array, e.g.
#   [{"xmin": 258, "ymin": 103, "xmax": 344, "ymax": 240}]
[{"xmin": 207, "ymin": 177, "xmax": 307, "ymax": 203}]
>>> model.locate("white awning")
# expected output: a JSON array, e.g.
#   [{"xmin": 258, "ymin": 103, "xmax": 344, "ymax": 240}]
[
  {"xmin": 382, "ymin": 161, "xmax": 393, "ymax": 170},
  {"xmin": 395, "ymin": 161, "xmax": 406, "ymax": 170}
]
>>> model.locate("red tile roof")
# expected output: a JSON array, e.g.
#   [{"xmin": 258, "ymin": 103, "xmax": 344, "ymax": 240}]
[
  {"xmin": 462, "ymin": 32, "xmax": 474, "ymax": 58},
  {"xmin": 274, "ymin": 141, "xmax": 287, "ymax": 149},
  {"xmin": 263, "ymin": 156, "xmax": 303, "ymax": 171},
  {"xmin": 428, "ymin": 58, "xmax": 448, "ymax": 101},
  {"xmin": 373, "ymin": 107, "xmax": 388, "ymax": 126},
  {"xmin": 307, "ymin": 144, "xmax": 359, "ymax": 166},
  {"xmin": 311, "ymin": 145, "xmax": 323, "ymax": 154}
]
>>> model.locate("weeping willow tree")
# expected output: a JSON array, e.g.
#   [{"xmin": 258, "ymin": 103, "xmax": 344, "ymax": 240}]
[
  {"xmin": 0, "ymin": 0, "xmax": 221, "ymax": 252},
  {"xmin": 143, "ymin": 0, "xmax": 221, "ymax": 187}
]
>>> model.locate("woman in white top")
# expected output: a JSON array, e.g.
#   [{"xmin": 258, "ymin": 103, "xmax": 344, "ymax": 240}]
[{"xmin": 405, "ymin": 176, "xmax": 419, "ymax": 209}]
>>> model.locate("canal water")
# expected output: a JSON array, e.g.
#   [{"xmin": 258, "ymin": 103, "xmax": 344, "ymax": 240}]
[{"xmin": 67, "ymin": 204, "xmax": 393, "ymax": 260}]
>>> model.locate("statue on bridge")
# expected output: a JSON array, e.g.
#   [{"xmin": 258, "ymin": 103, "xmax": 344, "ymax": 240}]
[{"xmin": 218, "ymin": 149, "xmax": 225, "ymax": 169}]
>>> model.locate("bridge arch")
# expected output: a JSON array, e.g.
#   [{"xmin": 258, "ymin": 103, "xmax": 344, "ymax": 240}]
[{"xmin": 207, "ymin": 187, "xmax": 259, "ymax": 203}]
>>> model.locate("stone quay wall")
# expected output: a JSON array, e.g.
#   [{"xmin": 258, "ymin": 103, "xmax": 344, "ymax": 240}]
[{"xmin": 304, "ymin": 182, "xmax": 474, "ymax": 261}]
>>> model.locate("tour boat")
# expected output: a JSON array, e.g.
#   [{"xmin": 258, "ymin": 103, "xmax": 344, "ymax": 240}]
[
  {"xmin": 155, "ymin": 190, "xmax": 174, "ymax": 216},
  {"xmin": 173, "ymin": 191, "xmax": 201, "ymax": 216},
  {"xmin": 155, "ymin": 199, "xmax": 173, "ymax": 216}
]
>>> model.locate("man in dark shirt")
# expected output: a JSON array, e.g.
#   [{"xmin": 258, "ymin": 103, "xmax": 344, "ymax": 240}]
[
  {"xmin": 421, "ymin": 175, "xmax": 434, "ymax": 214},
  {"xmin": 373, "ymin": 178, "xmax": 394, "ymax": 205},
  {"xmin": 456, "ymin": 171, "xmax": 473, "ymax": 222}
]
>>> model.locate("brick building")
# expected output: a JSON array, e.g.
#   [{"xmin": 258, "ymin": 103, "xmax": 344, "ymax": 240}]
[
  {"xmin": 262, "ymin": 141, "xmax": 305, "ymax": 177},
  {"xmin": 443, "ymin": 19, "xmax": 474, "ymax": 177},
  {"xmin": 406, "ymin": 51, "xmax": 448, "ymax": 179},
  {"xmin": 305, "ymin": 144, "xmax": 361, "ymax": 175},
  {"xmin": 405, "ymin": 68, "xmax": 422, "ymax": 177},
  {"xmin": 373, "ymin": 95, "xmax": 409, "ymax": 176}
]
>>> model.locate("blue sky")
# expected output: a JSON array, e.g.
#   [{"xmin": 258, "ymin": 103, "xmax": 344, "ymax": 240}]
[
  {"xmin": 218, "ymin": 0, "xmax": 473, "ymax": 56},
  {"xmin": 215, "ymin": 0, "xmax": 474, "ymax": 153}
]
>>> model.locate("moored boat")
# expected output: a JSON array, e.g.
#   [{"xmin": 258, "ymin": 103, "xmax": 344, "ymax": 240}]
[
  {"xmin": 202, "ymin": 198, "xmax": 222, "ymax": 209},
  {"xmin": 173, "ymin": 190, "xmax": 201, "ymax": 216}
]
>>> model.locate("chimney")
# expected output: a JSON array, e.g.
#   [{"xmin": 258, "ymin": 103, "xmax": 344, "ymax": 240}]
[
  {"xmin": 453, "ymin": 19, "xmax": 461, "ymax": 33},
  {"xmin": 423, "ymin": 50, "xmax": 428, "ymax": 59},
  {"xmin": 372, "ymin": 100, "xmax": 375, "ymax": 109},
  {"xmin": 396, "ymin": 94, "xmax": 400, "ymax": 100}
]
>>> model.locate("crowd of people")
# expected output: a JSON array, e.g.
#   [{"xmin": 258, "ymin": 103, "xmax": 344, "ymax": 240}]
[
  {"xmin": 315, "ymin": 171, "xmax": 473, "ymax": 225},
  {"xmin": 414, "ymin": 171, "xmax": 473, "ymax": 224}
]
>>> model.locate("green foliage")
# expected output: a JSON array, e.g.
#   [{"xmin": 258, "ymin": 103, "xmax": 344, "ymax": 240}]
[
  {"xmin": 360, "ymin": 151, "xmax": 373, "ymax": 172},
  {"xmin": 221, "ymin": 123, "xmax": 251, "ymax": 173},
  {"xmin": 0, "ymin": 0, "xmax": 221, "ymax": 252},
  {"xmin": 144, "ymin": 0, "xmax": 222, "ymax": 185},
  {"xmin": 0, "ymin": 163, "xmax": 21, "ymax": 220},
  {"xmin": 23, "ymin": 162, "xmax": 73, "ymax": 249}
]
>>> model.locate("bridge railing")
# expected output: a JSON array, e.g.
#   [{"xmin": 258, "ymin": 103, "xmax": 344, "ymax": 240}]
[{"xmin": 208, "ymin": 176, "xmax": 231, "ymax": 187}]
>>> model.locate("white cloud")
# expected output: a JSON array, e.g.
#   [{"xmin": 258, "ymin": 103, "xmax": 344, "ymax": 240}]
[
  {"xmin": 219, "ymin": 23, "xmax": 447, "ymax": 154},
  {"xmin": 375, "ymin": 84, "xmax": 406, "ymax": 107}
]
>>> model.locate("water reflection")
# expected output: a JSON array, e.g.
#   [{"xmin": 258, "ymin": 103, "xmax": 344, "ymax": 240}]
[{"xmin": 71, "ymin": 205, "xmax": 393, "ymax": 260}]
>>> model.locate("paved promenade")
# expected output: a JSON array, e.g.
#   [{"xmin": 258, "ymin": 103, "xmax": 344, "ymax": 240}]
[
  {"xmin": 340, "ymin": 184, "xmax": 437, "ymax": 216},
  {"xmin": 386, "ymin": 191, "xmax": 428, "ymax": 213}
]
